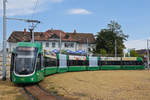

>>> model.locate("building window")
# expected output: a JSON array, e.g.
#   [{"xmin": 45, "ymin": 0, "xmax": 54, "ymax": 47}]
[
  {"xmin": 58, "ymin": 42, "xmax": 61, "ymax": 47},
  {"xmin": 52, "ymin": 42, "xmax": 55, "ymax": 48},
  {"xmin": 64, "ymin": 43, "xmax": 67, "ymax": 47},
  {"xmin": 70, "ymin": 43, "xmax": 74, "ymax": 48},
  {"xmin": 64, "ymin": 43, "xmax": 74, "ymax": 48},
  {"xmin": 46, "ymin": 42, "xmax": 49, "ymax": 47}
]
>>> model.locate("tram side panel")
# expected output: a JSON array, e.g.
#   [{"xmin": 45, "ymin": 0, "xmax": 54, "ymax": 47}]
[
  {"xmin": 68, "ymin": 55, "xmax": 87, "ymax": 72},
  {"xmin": 57, "ymin": 54, "xmax": 68, "ymax": 73},
  {"xmin": 10, "ymin": 53, "xmax": 15, "ymax": 81},
  {"xmin": 122, "ymin": 57, "xmax": 145, "ymax": 70},
  {"xmin": 44, "ymin": 56, "xmax": 57, "ymax": 76},
  {"xmin": 134, "ymin": 57, "xmax": 145, "ymax": 70},
  {"xmin": 87, "ymin": 56, "xmax": 99, "ymax": 71},
  {"xmin": 100, "ymin": 57, "xmax": 121, "ymax": 70},
  {"xmin": 35, "ymin": 53, "xmax": 45, "ymax": 82}
]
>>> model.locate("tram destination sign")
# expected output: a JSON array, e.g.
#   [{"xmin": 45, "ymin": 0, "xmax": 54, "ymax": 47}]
[
  {"xmin": 122, "ymin": 57, "xmax": 137, "ymax": 61},
  {"xmin": 100, "ymin": 57, "xmax": 121, "ymax": 61},
  {"xmin": 17, "ymin": 47, "xmax": 35, "ymax": 51}
]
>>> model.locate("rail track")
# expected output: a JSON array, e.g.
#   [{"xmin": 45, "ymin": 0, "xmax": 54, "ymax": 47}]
[{"xmin": 23, "ymin": 84, "xmax": 65, "ymax": 100}]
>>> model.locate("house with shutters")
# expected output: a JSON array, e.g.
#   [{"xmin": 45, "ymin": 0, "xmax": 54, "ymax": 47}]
[{"xmin": 7, "ymin": 29, "xmax": 96, "ymax": 53}]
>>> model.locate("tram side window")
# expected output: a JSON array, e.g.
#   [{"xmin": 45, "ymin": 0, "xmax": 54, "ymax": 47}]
[
  {"xmin": 122, "ymin": 61, "xmax": 129, "ymax": 65},
  {"xmin": 101, "ymin": 61, "xmax": 121, "ymax": 65},
  {"xmin": 101, "ymin": 61, "xmax": 110, "ymax": 65},
  {"xmin": 114, "ymin": 61, "xmax": 121, "ymax": 65},
  {"xmin": 10, "ymin": 53, "xmax": 15, "ymax": 81},
  {"xmin": 98, "ymin": 61, "xmax": 101, "ymax": 66},
  {"xmin": 41, "ymin": 53, "xmax": 44, "ymax": 69},
  {"xmin": 122, "ymin": 61, "xmax": 143, "ymax": 65},
  {"xmin": 68, "ymin": 60, "xmax": 87, "ymax": 66},
  {"xmin": 137, "ymin": 61, "xmax": 143, "ymax": 65},
  {"xmin": 135, "ymin": 61, "xmax": 143, "ymax": 65},
  {"xmin": 36, "ymin": 54, "xmax": 41, "ymax": 70},
  {"xmin": 44, "ymin": 57, "xmax": 57, "ymax": 67}
]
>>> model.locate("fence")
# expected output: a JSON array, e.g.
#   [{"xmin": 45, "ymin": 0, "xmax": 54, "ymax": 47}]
[{"xmin": 0, "ymin": 53, "xmax": 11, "ymax": 79}]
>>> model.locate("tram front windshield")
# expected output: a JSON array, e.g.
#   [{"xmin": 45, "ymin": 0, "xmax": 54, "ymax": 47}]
[{"xmin": 15, "ymin": 47, "xmax": 38, "ymax": 75}]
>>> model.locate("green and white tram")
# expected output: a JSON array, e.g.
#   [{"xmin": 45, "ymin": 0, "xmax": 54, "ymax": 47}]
[
  {"xmin": 10, "ymin": 42, "xmax": 44, "ymax": 83},
  {"xmin": 10, "ymin": 42, "xmax": 145, "ymax": 84}
]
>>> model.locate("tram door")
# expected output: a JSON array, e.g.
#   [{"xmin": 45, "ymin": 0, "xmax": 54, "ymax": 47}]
[
  {"xmin": 88, "ymin": 56, "xmax": 99, "ymax": 71},
  {"xmin": 44, "ymin": 54, "xmax": 57, "ymax": 75},
  {"xmin": 57, "ymin": 54, "xmax": 68, "ymax": 73}
]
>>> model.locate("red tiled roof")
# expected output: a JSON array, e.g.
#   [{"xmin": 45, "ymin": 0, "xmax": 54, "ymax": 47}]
[
  {"xmin": 8, "ymin": 29, "xmax": 96, "ymax": 43},
  {"xmin": 67, "ymin": 32, "xmax": 96, "ymax": 43}
]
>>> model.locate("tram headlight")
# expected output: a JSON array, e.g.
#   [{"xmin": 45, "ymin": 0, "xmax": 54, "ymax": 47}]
[{"xmin": 31, "ymin": 78, "xmax": 34, "ymax": 81}]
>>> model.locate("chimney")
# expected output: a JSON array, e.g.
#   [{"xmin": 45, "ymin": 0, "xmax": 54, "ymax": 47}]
[
  {"xmin": 74, "ymin": 29, "xmax": 77, "ymax": 33},
  {"xmin": 24, "ymin": 28, "xmax": 27, "ymax": 34}
]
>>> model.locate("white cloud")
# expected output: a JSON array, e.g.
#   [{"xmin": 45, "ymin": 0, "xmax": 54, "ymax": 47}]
[
  {"xmin": 50, "ymin": 0, "xmax": 64, "ymax": 3},
  {"xmin": 68, "ymin": 8, "xmax": 92, "ymax": 15},
  {"xmin": 125, "ymin": 38, "xmax": 149, "ymax": 50},
  {"xmin": 0, "ymin": 0, "xmax": 48, "ymax": 16}
]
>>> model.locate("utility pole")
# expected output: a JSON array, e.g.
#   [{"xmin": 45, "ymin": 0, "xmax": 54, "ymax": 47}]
[
  {"xmin": 2, "ymin": 0, "xmax": 7, "ymax": 80},
  {"xmin": 115, "ymin": 40, "xmax": 117, "ymax": 57},
  {"xmin": 147, "ymin": 40, "xmax": 149, "ymax": 70},
  {"xmin": 1, "ymin": 0, "xmax": 40, "ymax": 80},
  {"xmin": 59, "ymin": 32, "xmax": 62, "ymax": 54}
]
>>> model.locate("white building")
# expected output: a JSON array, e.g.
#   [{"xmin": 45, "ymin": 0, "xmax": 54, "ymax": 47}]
[{"xmin": 8, "ymin": 29, "xmax": 96, "ymax": 53}]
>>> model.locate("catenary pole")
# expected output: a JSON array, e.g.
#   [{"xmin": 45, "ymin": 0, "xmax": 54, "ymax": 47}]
[
  {"xmin": 87, "ymin": 38, "xmax": 89, "ymax": 56},
  {"xmin": 6, "ymin": 18, "xmax": 40, "ymax": 43},
  {"xmin": 1, "ymin": 2, "xmax": 40, "ymax": 80},
  {"xmin": 115, "ymin": 40, "xmax": 117, "ymax": 57},
  {"xmin": 59, "ymin": 32, "xmax": 62, "ymax": 54},
  {"xmin": 2, "ymin": 0, "xmax": 7, "ymax": 80},
  {"xmin": 147, "ymin": 40, "xmax": 149, "ymax": 70}
]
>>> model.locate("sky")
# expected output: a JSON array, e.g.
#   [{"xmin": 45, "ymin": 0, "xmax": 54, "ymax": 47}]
[{"xmin": 0, "ymin": 0, "xmax": 150, "ymax": 50}]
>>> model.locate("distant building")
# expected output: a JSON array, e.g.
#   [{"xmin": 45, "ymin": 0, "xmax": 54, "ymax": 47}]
[
  {"xmin": 7, "ymin": 29, "xmax": 96, "ymax": 53},
  {"xmin": 136, "ymin": 49, "xmax": 147, "ymax": 55}
]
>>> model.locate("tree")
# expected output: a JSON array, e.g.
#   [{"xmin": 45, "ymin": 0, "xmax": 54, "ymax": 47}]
[
  {"xmin": 95, "ymin": 20, "xmax": 128, "ymax": 56},
  {"xmin": 99, "ymin": 49, "xmax": 107, "ymax": 56},
  {"xmin": 130, "ymin": 49, "xmax": 139, "ymax": 57}
]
